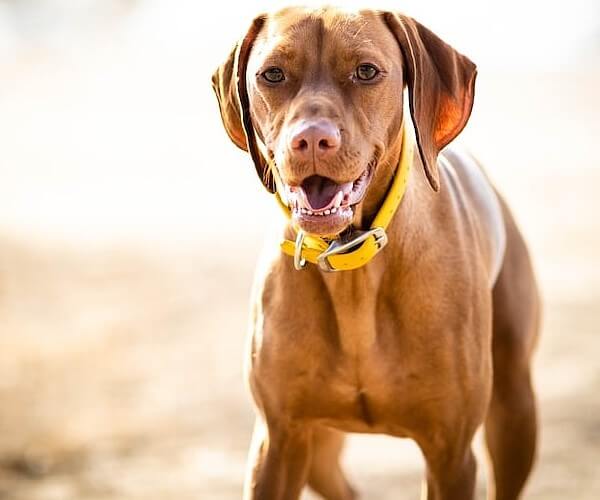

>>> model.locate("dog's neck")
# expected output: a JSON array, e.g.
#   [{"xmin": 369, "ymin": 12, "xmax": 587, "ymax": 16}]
[
  {"xmin": 353, "ymin": 130, "xmax": 438, "ymax": 270},
  {"xmin": 356, "ymin": 137, "xmax": 405, "ymax": 229},
  {"xmin": 356, "ymin": 123, "xmax": 431, "ymax": 237}
]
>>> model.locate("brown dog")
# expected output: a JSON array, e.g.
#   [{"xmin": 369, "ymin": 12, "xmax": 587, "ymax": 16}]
[{"xmin": 212, "ymin": 7, "xmax": 540, "ymax": 500}]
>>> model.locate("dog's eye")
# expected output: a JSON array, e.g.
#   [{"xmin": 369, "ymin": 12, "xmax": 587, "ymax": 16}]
[
  {"xmin": 262, "ymin": 67, "xmax": 285, "ymax": 83},
  {"xmin": 356, "ymin": 64, "xmax": 379, "ymax": 81}
]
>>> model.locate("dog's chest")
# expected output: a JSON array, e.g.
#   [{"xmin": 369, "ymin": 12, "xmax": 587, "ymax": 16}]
[
  {"xmin": 252, "ymin": 255, "xmax": 489, "ymax": 434},
  {"xmin": 257, "ymin": 268, "xmax": 440, "ymax": 434},
  {"xmin": 324, "ymin": 271, "xmax": 381, "ymax": 356},
  {"xmin": 277, "ymin": 315, "xmax": 435, "ymax": 435}
]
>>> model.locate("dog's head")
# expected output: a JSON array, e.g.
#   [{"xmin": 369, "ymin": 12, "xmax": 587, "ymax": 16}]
[{"xmin": 212, "ymin": 7, "xmax": 476, "ymax": 236}]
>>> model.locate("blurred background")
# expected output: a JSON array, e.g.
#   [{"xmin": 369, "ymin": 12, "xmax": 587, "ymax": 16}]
[{"xmin": 0, "ymin": 0, "xmax": 598, "ymax": 498}]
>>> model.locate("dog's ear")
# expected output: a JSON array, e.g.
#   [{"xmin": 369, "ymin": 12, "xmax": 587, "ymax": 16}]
[
  {"xmin": 211, "ymin": 15, "xmax": 275, "ymax": 193},
  {"xmin": 383, "ymin": 13, "xmax": 477, "ymax": 192}
]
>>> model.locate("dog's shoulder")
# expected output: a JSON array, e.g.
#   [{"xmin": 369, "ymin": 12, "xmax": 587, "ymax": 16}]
[{"xmin": 439, "ymin": 145, "xmax": 506, "ymax": 287}]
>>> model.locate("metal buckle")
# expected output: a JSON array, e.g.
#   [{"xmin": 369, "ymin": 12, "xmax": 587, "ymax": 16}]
[
  {"xmin": 294, "ymin": 230, "xmax": 307, "ymax": 270},
  {"xmin": 316, "ymin": 227, "xmax": 388, "ymax": 272}
]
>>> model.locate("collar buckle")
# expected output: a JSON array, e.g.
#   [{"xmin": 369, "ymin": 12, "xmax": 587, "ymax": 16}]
[
  {"xmin": 316, "ymin": 227, "xmax": 388, "ymax": 272},
  {"xmin": 294, "ymin": 230, "xmax": 308, "ymax": 270}
]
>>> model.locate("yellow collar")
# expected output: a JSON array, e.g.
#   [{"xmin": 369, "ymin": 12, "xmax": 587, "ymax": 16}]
[{"xmin": 275, "ymin": 127, "xmax": 414, "ymax": 272}]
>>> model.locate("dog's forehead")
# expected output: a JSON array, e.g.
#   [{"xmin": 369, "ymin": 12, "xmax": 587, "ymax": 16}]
[{"xmin": 257, "ymin": 7, "xmax": 397, "ymax": 59}]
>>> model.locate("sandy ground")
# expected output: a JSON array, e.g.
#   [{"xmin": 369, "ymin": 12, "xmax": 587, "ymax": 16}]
[{"xmin": 0, "ymin": 4, "xmax": 599, "ymax": 498}]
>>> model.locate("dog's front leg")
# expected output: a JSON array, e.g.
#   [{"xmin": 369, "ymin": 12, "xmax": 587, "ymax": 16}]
[
  {"xmin": 418, "ymin": 437, "xmax": 478, "ymax": 500},
  {"xmin": 243, "ymin": 417, "xmax": 312, "ymax": 500}
]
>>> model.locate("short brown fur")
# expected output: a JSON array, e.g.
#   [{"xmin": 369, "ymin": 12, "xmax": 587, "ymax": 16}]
[{"xmin": 212, "ymin": 7, "xmax": 540, "ymax": 500}]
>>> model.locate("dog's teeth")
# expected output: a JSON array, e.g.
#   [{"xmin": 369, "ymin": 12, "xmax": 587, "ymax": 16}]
[
  {"xmin": 331, "ymin": 207, "xmax": 337, "ymax": 214},
  {"xmin": 307, "ymin": 210, "xmax": 313, "ymax": 215},
  {"xmin": 333, "ymin": 191, "xmax": 343, "ymax": 208},
  {"xmin": 324, "ymin": 209, "xmax": 331, "ymax": 215}
]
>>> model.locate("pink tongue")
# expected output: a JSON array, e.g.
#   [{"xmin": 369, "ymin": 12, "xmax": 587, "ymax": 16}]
[
  {"xmin": 300, "ymin": 176, "xmax": 340, "ymax": 210},
  {"xmin": 299, "ymin": 175, "xmax": 354, "ymax": 210}
]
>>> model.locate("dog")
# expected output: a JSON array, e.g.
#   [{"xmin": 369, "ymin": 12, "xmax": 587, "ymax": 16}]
[{"xmin": 212, "ymin": 6, "xmax": 540, "ymax": 500}]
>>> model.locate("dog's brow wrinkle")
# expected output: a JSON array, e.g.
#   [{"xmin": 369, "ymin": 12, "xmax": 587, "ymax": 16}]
[
  {"xmin": 264, "ymin": 46, "xmax": 297, "ymax": 63},
  {"xmin": 350, "ymin": 21, "xmax": 369, "ymax": 40}
]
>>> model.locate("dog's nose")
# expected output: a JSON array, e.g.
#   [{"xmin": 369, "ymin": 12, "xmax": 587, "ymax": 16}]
[{"xmin": 289, "ymin": 120, "xmax": 341, "ymax": 159}]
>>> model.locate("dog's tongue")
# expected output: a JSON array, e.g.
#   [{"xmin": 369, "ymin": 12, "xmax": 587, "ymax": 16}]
[
  {"xmin": 301, "ymin": 176, "xmax": 339, "ymax": 209},
  {"xmin": 299, "ymin": 175, "xmax": 353, "ymax": 210}
]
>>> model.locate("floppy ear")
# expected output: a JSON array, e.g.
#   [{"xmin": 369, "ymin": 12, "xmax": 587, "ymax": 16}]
[
  {"xmin": 211, "ymin": 15, "xmax": 275, "ymax": 193},
  {"xmin": 383, "ymin": 13, "xmax": 477, "ymax": 192}
]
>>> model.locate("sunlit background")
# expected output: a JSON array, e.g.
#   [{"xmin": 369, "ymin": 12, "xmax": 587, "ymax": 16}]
[{"xmin": 0, "ymin": 0, "xmax": 599, "ymax": 498}]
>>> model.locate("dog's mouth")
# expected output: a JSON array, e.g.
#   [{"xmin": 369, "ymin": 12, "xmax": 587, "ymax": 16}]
[{"xmin": 284, "ymin": 161, "xmax": 376, "ymax": 236}]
